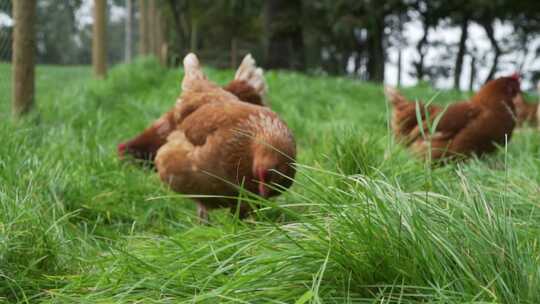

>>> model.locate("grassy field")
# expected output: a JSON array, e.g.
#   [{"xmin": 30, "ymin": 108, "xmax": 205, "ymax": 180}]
[{"xmin": 2, "ymin": 59, "xmax": 540, "ymax": 303}]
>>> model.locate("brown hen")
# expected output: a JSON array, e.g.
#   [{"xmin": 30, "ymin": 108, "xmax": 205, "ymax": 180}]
[
  {"xmin": 118, "ymin": 54, "xmax": 269, "ymax": 164},
  {"xmin": 385, "ymin": 75, "xmax": 521, "ymax": 160},
  {"xmin": 154, "ymin": 53, "xmax": 296, "ymax": 222}
]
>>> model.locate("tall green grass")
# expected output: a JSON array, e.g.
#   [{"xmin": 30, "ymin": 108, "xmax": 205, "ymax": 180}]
[{"xmin": 1, "ymin": 60, "xmax": 540, "ymax": 303}]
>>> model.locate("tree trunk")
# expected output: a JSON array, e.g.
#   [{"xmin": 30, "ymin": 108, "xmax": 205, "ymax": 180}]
[
  {"xmin": 453, "ymin": 17, "xmax": 469, "ymax": 90},
  {"xmin": 231, "ymin": 37, "xmax": 238, "ymax": 69},
  {"xmin": 469, "ymin": 55, "xmax": 476, "ymax": 91},
  {"xmin": 190, "ymin": 19, "xmax": 198, "ymax": 52},
  {"xmin": 415, "ymin": 21, "xmax": 429, "ymax": 81},
  {"xmin": 139, "ymin": 0, "xmax": 150, "ymax": 55},
  {"xmin": 366, "ymin": 18, "xmax": 385, "ymax": 82},
  {"xmin": 397, "ymin": 13, "xmax": 404, "ymax": 87},
  {"xmin": 263, "ymin": 0, "xmax": 305, "ymax": 70},
  {"xmin": 147, "ymin": 0, "xmax": 156, "ymax": 56},
  {"xmin": 148, "ymin": 0, "xmax": 164, "ymax": 64},
  {"xmin": 92, "ymin": 0, "xmax": 107, "ymax": 78},
  {"xmin": 155, "ymin": 8, "xmax": 167, "ymax": 66},
  {"xmin": 125, "ymin": 0, "xmax": 133, "ymax": 62},
  {"xmin": 12, "ymin": 0, "xmax": 36, "ymax": 117},
  {"xmin": 483, "ymin": 21, "xmax": 500, "ymax": 83}
]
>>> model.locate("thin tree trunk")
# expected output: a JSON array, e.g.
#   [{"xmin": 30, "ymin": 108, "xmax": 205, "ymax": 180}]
[
  {"xmin": 139, "ymin": 0, "xmax": 149, "ymax": 55},
  {"xmin": 155, "ymin": 8, "xmax": 167, "ymax": 66},
  {"xmin": 190, "ymin": 19, "xmax": 198, "ymax": 52},
  {"xmin": 231, "ymin": 37, "xmax": 238, "ymax": 68},
  {"xmin": 397, "ymin": 13, "xmax": 404, "ymax": 87},
  {"xmin": 415, "ymin": 20, "xmax": 429, "ymax": 80},
  {"xmin": 469, "ymin": 55, "xmax": 476, "ymax": 91},
  {"xmin": 366, "ymin": 18, "xmax": 385, "ymax": 82},
  {"xmin": 92, "ymin": 0, "xmax": 107, "ymax": 78},
  {"xmin": 483, "ymin": 21, "xmax": 500, "ymax": 83},
  {"xmin": 125, "ymin": 0, "xmax": 133, "ymax": 62},
  {"xmin": 12, "ymin": 0, "xmax": 36, "ymax": 117},
  {"xmin": 453, "ymin": 17, "xmax": 469, "ymax": 90},
  {"xmin": 147, "ymin": 0, "xmax": 156, "ymax": 57}
]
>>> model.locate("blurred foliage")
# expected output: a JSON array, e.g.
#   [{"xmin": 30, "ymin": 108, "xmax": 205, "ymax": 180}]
[{"xmin": 1, "ymin": 0, "xmax": 540, "ymax": 85}]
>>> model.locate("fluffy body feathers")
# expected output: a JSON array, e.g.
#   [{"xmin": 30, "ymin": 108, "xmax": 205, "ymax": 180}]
[
  {"xmin": 125, "ymin": 54, "xmax": 296, "ymax": 221},
  {"xmin": 119, "ymin": 54, "xmax": 269, "ymax": 164}
]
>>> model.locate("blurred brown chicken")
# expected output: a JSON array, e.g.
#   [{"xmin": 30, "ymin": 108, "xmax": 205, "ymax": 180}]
[
  {"xmin": 153, "ymin": 53, "xmax": 295, "ymax": 222},
  {"xmin": 513, "ymin": 94, "xmax": 538, "ymax": 127},
  {"xmin": 385, "ymin": 75, "xmax": 521, "ymax": 160},
  {"xmin": 118, "ymin": 54, "xmax": 269, "ymax": 165}
]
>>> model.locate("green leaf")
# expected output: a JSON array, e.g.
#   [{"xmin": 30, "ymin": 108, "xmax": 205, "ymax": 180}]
[{"xmin": 295, "ymin": 290, "xmax": 314, "ymax": 304}]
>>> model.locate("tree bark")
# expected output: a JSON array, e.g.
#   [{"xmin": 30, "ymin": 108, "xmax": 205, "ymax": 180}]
[
  {"xmin": 155, "ymin": 7, "xmax": 167, "ymax": 66},
  {"xmin": 139, "ymin": 0, "xmax": 150, "ymax": 55},
  {"xmin": 263, "ymin": 0, "xmax": 305, "ymax": 70},
  {"xmin": 453, "ymin": 17, "xmax": 469, "ymax": 90},
  {"xmin": 125, "ymin": 0, "xmax": 133, "ymax": 62},
  {"xmin": 469, "ymin": 55, "xmax": 476, "ymax": 92},
  {"xmin": 147, "ymin": 0, "xmax": 156, "ymax": 56},
  {"xmin": 415, "ymin": 21, "xmax": 429, "ymax": 81},
  {"xmin": 12, "ymin": 0, "xmax": 37, "ymax": 117},
  {"xmin": 190, "ymin": 19, "xmax": 198, "ymax": 52},
  {"xmin": 156, "ymin": 11, "xmax": 169, "ymax": 66},
  {"xmin": 231, "ymin": 37, "xmax": 238, "ymax": 69},
  {"xmin": 397, "ymin": 13, "xmax": 404, "ymax": 87},
  {"xmin": 366, "ymin": 18, "xmax": 385, "ymax": 82},
  {"xmin": 92, "ymin": 0, "xmax": 107, "ymax": 78},
  {"xmin": 483, "ymin": 21, "xmax": 500, "ymax": 83}
]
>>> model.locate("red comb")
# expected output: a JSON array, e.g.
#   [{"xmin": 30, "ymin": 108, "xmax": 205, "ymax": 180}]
[
  {"xmin": 117, "ymin": 143, "xmax": 127, "ymax": 156},
  {"xmin": 510, "ymin": 73, "xmax": 520, "ymax": 81}
]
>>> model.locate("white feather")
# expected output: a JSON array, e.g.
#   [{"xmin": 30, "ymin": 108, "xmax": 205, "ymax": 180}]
[{"xmin": 235, "ymin": 54, "xmax": 268, "ymax": 103}]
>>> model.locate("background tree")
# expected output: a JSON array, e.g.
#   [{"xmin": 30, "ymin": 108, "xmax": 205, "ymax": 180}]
[
  {"xmin": 139, "ymin": 0, "xmax": 150, "ymax": 55},
  {"xmin": 263, "ymin": 0, "xmax": 305, "ymax": 70},
  {"xmin": 409, "ymin": 0, "xmax": 445, "ymax": 82},
  {"xmin": 12, "ymin": 0, "xmax": 36, "ymax": 117},
  {"xmin": 35, "ymin": 0, "xmax": 83, "ymax": 64},
  {"xmin": 4, "ymin": 0, "xmax": 540, "ymax": 89},
  {"xmin": 92, "ymin": 0, "xmax": 107, "ymax": 78},
  {"xmin": 125, "ymin": 0, "xmax": 133, "ymax": 62},
  {"xmin": 0, "ymin": 0, "xmax": 13, "ymax": 62},
  {"xmin": 163, "ymin": 0, "xmax": 263, "ymax": 68},
  {"xmin": 451, "ymin": 9, "xmax": 470, "ymax": 89}
]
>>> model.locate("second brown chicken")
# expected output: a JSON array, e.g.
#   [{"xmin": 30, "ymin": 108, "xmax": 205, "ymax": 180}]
[{"xmin": 385, "ymin": 75, "xmax": 521, "ymax": 160}]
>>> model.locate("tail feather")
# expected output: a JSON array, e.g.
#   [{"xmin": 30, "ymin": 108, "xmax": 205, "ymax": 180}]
[
  {"xmin": 384, "ymin": 86, "xmax": 408, "ymax": 106},
  {"xmin": 235, "ymin": 54, "xmax": 268, "ymax": 101},
  {"xmin": 182, "ymin": 53, "xmax": 209, "ymax": 92}
]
